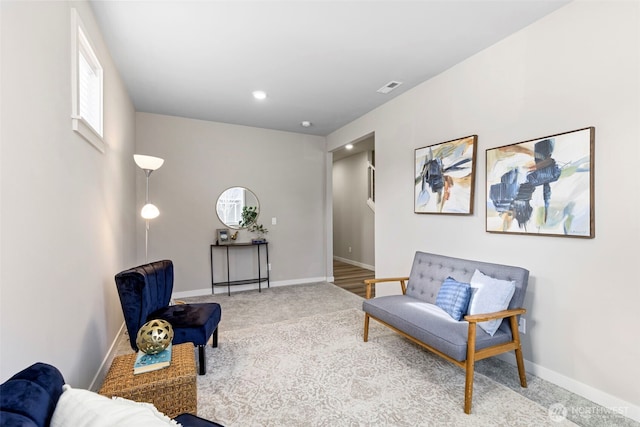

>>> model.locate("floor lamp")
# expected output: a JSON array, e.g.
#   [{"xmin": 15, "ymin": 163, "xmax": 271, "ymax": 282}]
[{"xmin": 134, "ymin": 154, "xmax": 164, "ymax": 262}]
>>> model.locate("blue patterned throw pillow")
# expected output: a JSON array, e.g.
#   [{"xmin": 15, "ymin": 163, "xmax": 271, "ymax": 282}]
[{"xmin": 435, "ymin": 277, "xmax": 472, "ymax": 321}]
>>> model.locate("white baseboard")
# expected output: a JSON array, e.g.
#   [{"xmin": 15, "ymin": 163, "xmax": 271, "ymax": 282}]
[
  {"xmin": 496, "ymin": 353, "xmax": 639, "ymax": 423},
  {"xmin": 333, "ymin": 256, "xmax": 375, "ymax": 271},
  {"xmin": 89, "ymin": 322, "xmax": 126, "ymax": 392},
  {"xmin": 172, "ymin": 277, "xmax": 330, "ymax": 297}
]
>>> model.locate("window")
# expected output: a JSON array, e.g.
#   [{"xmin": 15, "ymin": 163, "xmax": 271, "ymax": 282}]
[{"xmin": 71, "ymin": 9, "xmax": 104, "ymax": 152}]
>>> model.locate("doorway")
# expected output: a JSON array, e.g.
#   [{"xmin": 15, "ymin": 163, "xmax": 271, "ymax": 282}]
[{"xmin": 330, "ymin": 133, "xmax": 375, "ymax": 297}]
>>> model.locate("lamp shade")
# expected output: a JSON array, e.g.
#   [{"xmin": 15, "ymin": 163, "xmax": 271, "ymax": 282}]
[
  {"xmin": 141, "ymin": 203, "xmax": 160, "ymax": 219},
  {"xmin": 134, "ymin": 154, "xmax": 164, "ymax": 171}
]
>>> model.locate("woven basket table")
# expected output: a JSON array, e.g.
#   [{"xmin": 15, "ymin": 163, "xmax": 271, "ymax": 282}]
[{"xmin": 99, "ymin": 342, "xmax": 197, "ymax": 418}]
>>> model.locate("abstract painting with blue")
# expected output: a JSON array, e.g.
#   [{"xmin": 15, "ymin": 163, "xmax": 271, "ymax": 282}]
[
  {"xmin": 486, "ymin": 127, "xmax": 594, "ymax": 238},
  {"xmin": 414, "ymin": 135, "xmax": 477, "ymax": 214}
]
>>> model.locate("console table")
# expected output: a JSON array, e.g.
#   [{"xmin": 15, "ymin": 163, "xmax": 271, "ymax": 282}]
[{"xmin": 210, "ymin": 242, "xmax": 270, "ymax": 296}]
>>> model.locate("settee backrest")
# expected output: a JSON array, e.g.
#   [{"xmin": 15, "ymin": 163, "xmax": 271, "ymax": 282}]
[
  {"xmin": 406, "ymin": 251, "xmax": 529, "ymax": 311},
  {"xmin": 114, "ymin": 260, "xmax": 174, "ymax": 351}
]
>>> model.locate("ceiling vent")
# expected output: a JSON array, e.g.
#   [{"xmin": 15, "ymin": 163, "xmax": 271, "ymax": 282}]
[{"xmin": 377, "ymin": 80, "xmax": 403, "ymax": 94}]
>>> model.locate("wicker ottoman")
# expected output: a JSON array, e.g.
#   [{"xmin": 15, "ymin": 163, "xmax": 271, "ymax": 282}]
[{"xmin": 99, "ymin": 342, "xmax": 197, "ymax": 418}]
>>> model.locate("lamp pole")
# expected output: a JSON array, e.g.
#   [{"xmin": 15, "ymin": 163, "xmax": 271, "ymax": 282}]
[
  {"xmin": 144, "ymin": 169, "xmax": 152, "ymax": 262},
  {"xmin": 134, "ymin": 154, "xmax": 164, "ymax": 264}
]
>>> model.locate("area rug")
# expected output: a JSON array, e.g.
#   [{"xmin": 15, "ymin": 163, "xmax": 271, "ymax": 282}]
[{"xmin": 196, "ymin": 308, "xmax": 575, "ymax": 426}]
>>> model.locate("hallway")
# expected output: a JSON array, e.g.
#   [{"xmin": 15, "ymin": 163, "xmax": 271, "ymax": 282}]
[{"xmin": 331, "ymin": 259, "xmax": 375, "ymax": 298}]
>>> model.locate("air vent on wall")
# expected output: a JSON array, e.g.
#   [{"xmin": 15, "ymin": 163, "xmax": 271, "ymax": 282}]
[{"xmin": 376, "ymin": 80, "xmax": 403, "ymax": 94}]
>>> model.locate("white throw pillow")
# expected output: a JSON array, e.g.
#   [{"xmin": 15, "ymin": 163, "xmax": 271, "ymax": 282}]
[
  {"xmin": 51, "ymin": 385, "xmax": 182, "ymax": 427},
  {"xmin": 468, "ymin": 269, "xmax": 516, "ymax": 336}
]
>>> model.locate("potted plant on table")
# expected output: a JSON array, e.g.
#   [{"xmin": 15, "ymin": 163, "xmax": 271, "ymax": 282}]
[
  {"xmin": 240, "ymin": 206, "xmax": 268, "ymax": 243},
  {"xmin": 248, "ymin": 223, "xmax": 268, "ymax": 244},
  {"xmin": 239, "ymin": 206, "xmax": 258, "ymax": 229}
]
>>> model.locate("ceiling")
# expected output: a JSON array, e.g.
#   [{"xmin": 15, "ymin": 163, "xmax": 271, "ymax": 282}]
[{"xmin": 89, "ymin": 1, "xmax": 570, "ymax": 137}]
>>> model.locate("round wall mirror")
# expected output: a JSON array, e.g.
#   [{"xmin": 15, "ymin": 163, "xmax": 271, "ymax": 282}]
[{"xmin": 216, "ymin": 187, "xmax": 260, "ymax": 230}]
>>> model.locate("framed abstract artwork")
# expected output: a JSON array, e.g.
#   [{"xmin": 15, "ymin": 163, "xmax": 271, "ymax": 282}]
[
  {"xmin": 415, "ymin": 135, "xmax": 477, "ymax": 214},
  {"xmin": 486, "ymin": 127, "xmax": 595, "ymax": 238}
]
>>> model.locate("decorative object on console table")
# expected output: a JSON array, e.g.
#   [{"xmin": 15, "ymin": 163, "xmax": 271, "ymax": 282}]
[
  {"xmin": 249, "ymin": 223, "xmax": 268, "ymax": 244},
  {"xmin": 415, "ymin": 135, "xmax": 477, "ymax": 215},
  {"xmin": 217, "ymin": 228, "xmax": 230, "ymax": 245},
  {"xmin": 486, "ymin": 127, "xmax": 594, "ymax": 238},
  {"xmin": 239, "ymin": 205, "xmax": 258, "ymax": 228}
]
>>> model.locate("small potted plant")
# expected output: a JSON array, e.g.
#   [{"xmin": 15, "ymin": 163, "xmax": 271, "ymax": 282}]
[
  {"xmin": 240, "ymin": 206, "xmax": 268, "ymax": 243},
  {"xmin": 249, "ymin": 223, "xmax": 268, "ymax": 244},
  {"xmin": 239, "ymin": 206, "xmax": 258, "ymax": 228}
]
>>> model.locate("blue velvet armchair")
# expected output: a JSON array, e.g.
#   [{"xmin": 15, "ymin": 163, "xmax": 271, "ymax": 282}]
[{"xmin": 115, "ymin": 260, "xmax": 221, "ymax": 375}]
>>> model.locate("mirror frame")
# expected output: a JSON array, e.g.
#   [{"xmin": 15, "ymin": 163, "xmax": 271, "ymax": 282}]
[{"xmin": 215, "ymin": 187, "xmax": 260, "ymax": 230}]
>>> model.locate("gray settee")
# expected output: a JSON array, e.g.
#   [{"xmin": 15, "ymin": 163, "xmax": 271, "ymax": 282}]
[{"xmin": 362, "ymin": 251, "xmax": 529, "ymax": 414}]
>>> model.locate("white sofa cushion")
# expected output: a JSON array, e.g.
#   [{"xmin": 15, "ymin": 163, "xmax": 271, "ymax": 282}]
[
  {"xmin": 51, "ymin": 384, "xmax": 181, "ymax": 427},
  {"xmin": 468, "ymin": 269, "xmax": 516, "ymax": 336}
]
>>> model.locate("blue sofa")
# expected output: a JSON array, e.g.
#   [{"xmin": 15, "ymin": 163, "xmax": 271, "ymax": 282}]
[{"xmin": 0, "ymin": 363, "xmax": 223, "ymax": 426}]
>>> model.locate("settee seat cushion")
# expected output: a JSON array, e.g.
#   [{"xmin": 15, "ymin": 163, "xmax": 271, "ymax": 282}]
[{"xmin": 363, "ymin": 295, "xmax": 513, "ymax": 362}]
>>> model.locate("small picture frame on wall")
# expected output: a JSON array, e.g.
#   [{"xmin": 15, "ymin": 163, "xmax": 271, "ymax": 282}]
[
  {"xmin": 415, "ymin": 135, "xmax": 477, "ymax": 214},
  {"xmin": 216, "ymin": 228, "xmax": 230, "ymax": 245},
  {"xmin": 486, "ymin": 126, "xmax": 595, "ymax": 238}
]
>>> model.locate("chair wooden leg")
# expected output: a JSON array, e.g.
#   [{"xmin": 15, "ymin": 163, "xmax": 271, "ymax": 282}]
[
  {"xmin": 509, "ymin": 316, "xmax": 528, "ymax": 388},
  {"xmin": 464, "ymin": 323, "xmax": 477, "ymax": 414},
  {"xmin": 211, "ymin": 328, "xmax": 218, "ymax": 348},
  {"xmin": 363, "ymin": 314, "xmax": 370, "ymax": 342},
  {"xmin": 198, "ymin": 345, "xmax": 206, "ymax": 375}
]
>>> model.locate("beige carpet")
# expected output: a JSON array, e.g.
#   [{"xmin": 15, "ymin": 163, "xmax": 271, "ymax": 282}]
[
  {"xmin": 195, "ymin": 307, "xmax": 574, "ymax": 426},
  {"xmin": 115, "ymin": 283, "xmax": 635, "ymax": 426}
]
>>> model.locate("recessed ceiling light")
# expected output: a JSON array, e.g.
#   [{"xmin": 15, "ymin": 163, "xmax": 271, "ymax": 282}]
[
  {"xmin": 345, "ymin": 144, "xmax": 354, "ymax": 150},
  {"xmin": 252, "ymin": 90, "xmax": 267, "ymax": 100},
  {"xmin": 301, "ymin": 121, "xmax": 312, "ymax": 128}
]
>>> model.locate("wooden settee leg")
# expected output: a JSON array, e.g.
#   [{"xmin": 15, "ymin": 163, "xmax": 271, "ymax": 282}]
[
  {"xmin": 464, "ymin": 322, "xmax": 477, "ymax": 414},
  {"xmin": 363, "ymin": 314, "xmax": 370, "ymax": 342},
  {"xmin": 510, "ymin": 316, "xmax": 528, "ymax": 388}
]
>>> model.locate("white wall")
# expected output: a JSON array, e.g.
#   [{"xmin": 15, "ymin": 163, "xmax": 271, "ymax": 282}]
[
  {"xmin": 135, "ymin": 113, "xmax": 327, "ymax": 294},
  {"xmin": 327, "ymin": 0, "xmax": 639, "ymax": 419},
  {"xmin": 333, "ymin": 151, "xmax": 375, "ymax": 268},
  {"xmin": 0, "ymin": 1, "xmax": 137, "ymax": 387}
]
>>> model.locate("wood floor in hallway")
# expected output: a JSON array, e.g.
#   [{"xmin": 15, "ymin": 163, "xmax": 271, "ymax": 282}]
[{"xmin": 331, "ymin": 259, "xmax": 375, "ymax": 298}]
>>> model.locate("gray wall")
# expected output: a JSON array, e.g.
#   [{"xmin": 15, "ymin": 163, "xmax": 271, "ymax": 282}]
[
  {"xmin": 327, "ymin": 0, "xmax": 639, "ymax": 417},
  {"xmin": 0, "ymin": 1, "xmax": 137, "ymax": 386},
  {"xmin": 135, "ymin": 113, "xmax": 328, "ymax": 294},
  {"xmin": 333, "ymin": 151, "xmax": 375, "ymax": 268}
]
